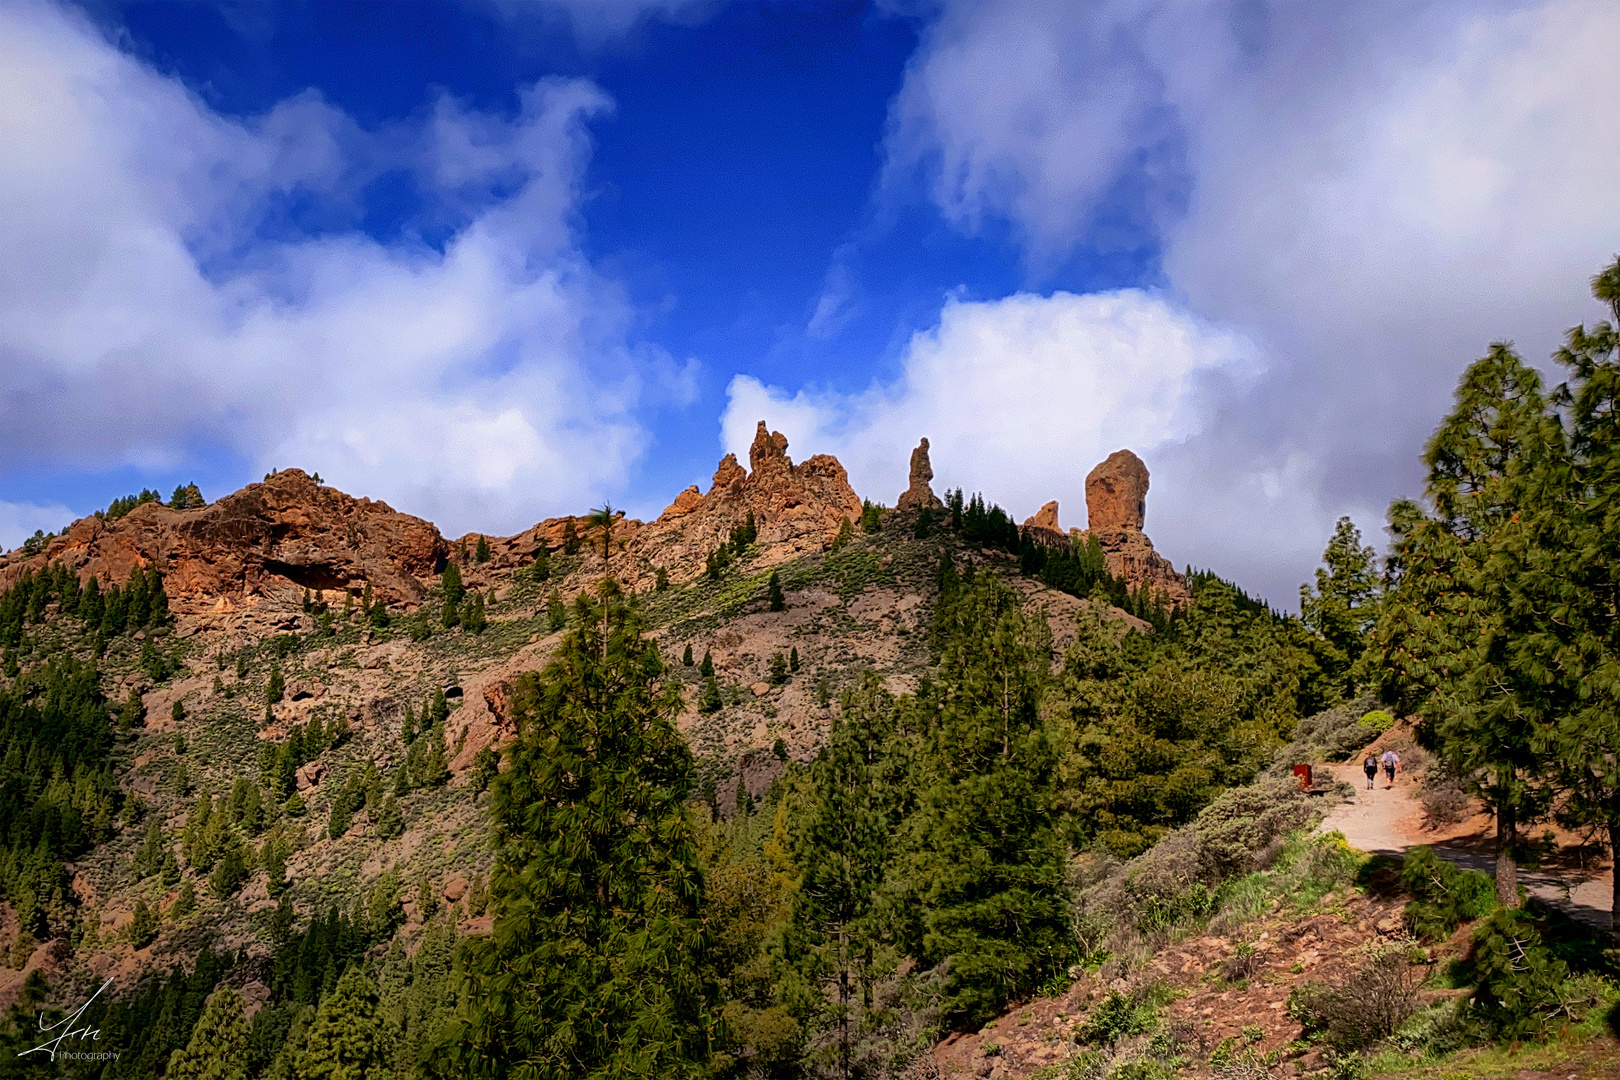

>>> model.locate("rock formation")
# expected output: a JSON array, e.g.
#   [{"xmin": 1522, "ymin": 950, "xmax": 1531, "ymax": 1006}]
[
  {"xmin": 1026, "ymin": 501, "xmax": 1062, "ymax": 532},
  {"xmin": 0, "ymin": 469, "xmax": 447, "ymax": 611},
  {"xmin": 1074, "ymin": 449, "xmax": 1189, "ymax": 606},
  {"xmin": 629, "ymin": 422, "xmax": 863, "ymax": 583},
  {"xmin": 896, "ymin": 437, "xmax": 944, "ymax": 511},
  {"xmin": 1085, "ymin": 449, "xmax": 1150, "ymax": 532}
]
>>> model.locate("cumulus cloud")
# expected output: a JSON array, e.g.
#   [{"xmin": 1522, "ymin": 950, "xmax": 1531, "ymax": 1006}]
[
  {"xmin": 882, "ymin": 0, "xmax": 1620, "ymax": 603},
  {"xmin": 0, "ymin": 499, "xmax": 77, "ymax": 555},
  {"xmin": 723, "ymin": 287, "xmax": 1258, "ymax": 543},
  {"xmin": 0, "ymin": 0, "xmax": 681, "ymax": 537}
]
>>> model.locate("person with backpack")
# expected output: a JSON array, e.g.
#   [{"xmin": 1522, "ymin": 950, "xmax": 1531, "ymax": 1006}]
[
  {"xmin": 1363, "ymin": 753, "xmax": 1378, "ymax": 790},
  {"xmin": 1380, "ymin": 748, "xmax": 1401, "ymax": 788}
]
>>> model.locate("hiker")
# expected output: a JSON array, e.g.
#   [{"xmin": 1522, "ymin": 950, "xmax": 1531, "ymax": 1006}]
[
  {"xmin": 1363, "ymin": 753, "xmax": 1378, "ymax": 790},
  {"xmin": 1380, "ymin": 748, "xmax": 1401, "ymax": 788}
]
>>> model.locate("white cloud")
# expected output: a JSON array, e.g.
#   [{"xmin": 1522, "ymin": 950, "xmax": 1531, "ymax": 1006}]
[
  {"xmin": 883, "ymin": 0, "xmax": 1620, "ymax": 603},
  {"xmin": 0, "ymin": 0, "xmax": 677, "ymax": 537},
  {"xmin": 0, "ymin": 499, "xmax": 77, "ymax": 555},
  {"xmin": 723, "ymin": 287, "xmax": 1258, "ymax": 544}
]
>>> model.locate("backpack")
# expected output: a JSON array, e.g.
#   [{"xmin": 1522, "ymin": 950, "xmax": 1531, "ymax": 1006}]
[{"xmin": 1364, "ymin": 756, "xmax": 1377, "ymax": 770}]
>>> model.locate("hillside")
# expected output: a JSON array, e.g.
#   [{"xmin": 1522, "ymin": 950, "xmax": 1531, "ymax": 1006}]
[
  {"xmin": 0, "ymin": 428, "xmax": 1176, "ymax": 1014},
  {"xmin": 5, "ymin": 420, "xmax": 1610, "ymax": 1080}
]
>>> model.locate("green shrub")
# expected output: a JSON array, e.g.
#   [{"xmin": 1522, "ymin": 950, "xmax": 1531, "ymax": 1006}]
[
  {"xmin": 1079, "ymin": 984, "xmax": 1167, "ymax": 1046},
  {"xmin": 1399, "ymin": 847, "xmax": 1495, "ymax": 941},
  {"xmin": 1359, "ymin": 710, "xmax": 1395, "ymax": 733},
  {"xmin": 1466, "ymin": 908, "xmax": 1601, "ymax": 1041}
]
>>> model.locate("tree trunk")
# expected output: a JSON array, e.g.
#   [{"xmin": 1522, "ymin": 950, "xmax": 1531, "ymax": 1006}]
[
  {"xmin": 1609, "ymin": 819, "xmax": 1620, "ymax": 937},
  {"xmin": 1495, "ymin": 799, "xmax": 1519, "ymax": 908}
]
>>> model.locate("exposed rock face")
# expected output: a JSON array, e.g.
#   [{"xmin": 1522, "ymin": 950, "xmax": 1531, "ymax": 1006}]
[
  {"xmin": 630, "ymin": 422, "xmax": 864, "ymax": 583},
  {"xmin": 896, "ymin": 437, "xmax": 944, "ymax": 511},
  {"xmin": 1083, "ymin": 527, "xmax": 1190, "ymax": 606},
  {"xmin": 1086, "ymin": 449, "xmax": 1150, "ymax": 532},
  {"xmin": 0, "ymin": 470, "xmax": 446, "ymax": 611},
  {"xmin": 1027, "ymin": 501, "xmax": 1062, "ymax": 531},
  {"xmin": 1022, "ymin": 501, "xmax": 1068, "ymax": 548},
  {"xmin": 1065, "ymin": 451, "xmax": 1191, "ymax": 606}
]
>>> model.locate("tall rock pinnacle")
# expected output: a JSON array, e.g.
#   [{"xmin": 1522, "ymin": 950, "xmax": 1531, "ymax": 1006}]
[
  {"xmin": 896, "ymin": 437, "xmax": 944, "ymax": 511},
  {"xmin": 1085, "ymin": 449, "xmax": 1150, "ymax": 532}
]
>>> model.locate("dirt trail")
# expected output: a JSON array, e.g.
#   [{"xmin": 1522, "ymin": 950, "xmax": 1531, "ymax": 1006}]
[{"xmin": 1317, "ymin": 762, "xmax": 1614, "ymax": 931}]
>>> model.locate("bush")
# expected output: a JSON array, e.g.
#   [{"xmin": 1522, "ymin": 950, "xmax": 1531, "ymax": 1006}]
[
  {"xmin": 1418, "ymin": 770, "xmax": 1474, "ymax": 828},
  {"xmin": 1359, "ymin": 710, "xmax": 1395, "ymax": 733},
  {"xmin": 1221, "ymin": 942, "xmax": 1261, "ymax": 983},
  {"xmin": 1270, "ymin": 693, "xmax": 1381, "ymax": 771},
  {"xmin": 1194, "ymin": 779, "xmax": 1316, "ymax": 879},
  {"xmin": 1078, "ymin": 985, "xmax": 1164, "ymax": 1046},
  {"xmin": 1290, "ymin": 941, "xmax": 1424, "ymax": 1051},
  {"xmin": 1399, "ymin": 847, "xmax": 1495, "ymax": 941},
  {"xmin": 1466, "ymin": 908, "xmax": 1601, "ymax": 1041}
]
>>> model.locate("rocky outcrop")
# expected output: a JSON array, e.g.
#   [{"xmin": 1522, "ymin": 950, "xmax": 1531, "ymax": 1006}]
[
  {"xmin": 1021, "ymin": 500, "xmax": 1068, "ymax": 548},
  {"xmin": 1085, "ymin": 450, "xmax": 1150, "ymax": 532},
  {"xmin": 1070, "ymin": 450, "xmax": 1189, "ymax": 606},
  {"xmin": 0, "ymin": 470, "xmax": 447, "ymax": 611},
  {"xmin": 896, "ymin": 437, "xmax": 944, "ymax": 511},
  {"xmin": 625, "ymin": 422, "xmax": 863, "ymax": 584}
]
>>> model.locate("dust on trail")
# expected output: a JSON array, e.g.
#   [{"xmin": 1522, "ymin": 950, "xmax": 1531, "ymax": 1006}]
[{"xmin": 1317, "ymin": 762, "xmax": 1614, "ymax": 931}]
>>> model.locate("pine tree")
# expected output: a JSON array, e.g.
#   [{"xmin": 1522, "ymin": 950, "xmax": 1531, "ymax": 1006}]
[
  {"xmin": 266, "ymin": 663, "xmax": 285, "ymax": 706},
  {"xmin": 167, "ymin": 986, "xmax": 249, "ymax": 1080},
  {"xmin": 474, "ymin": 535, "xmax": 491, "ymax": 563},
  {"xmin": 831, "ymin": 516, "xmax": 853, "ymax": 551},
  {"xmin": 682, "ymin": 643, "xmax": 693, "ymax": 666},
  {"xmin": 767, "ymin": 571, "xmax": 785, "ymax": 612},
  {"xmin": 129, "ymin": 898, "xmax": 158, "ymax": 948},
  {"xmin": 1505, "ymin": 257, "xmax": 1620, "ymax": 928},
  {"xmin": 789, "ymin": 646, "xmax": 799, "ymax": 672},
  {"xmin": 1375, "ymin": 344, "xmax": 1565, "ymax": 908},
  {"xmin": 562, "ymin": 517, "xmax": 581, "ymax": 556},
  {"xmin": 893, "ymin": 575, "xmax": 1070, "ymax": 1025},
  {"xmin": 769, "ymin": 652, "xmax": 788, "ymax": 685},
  {"xmin": 171, "ymin": 878, "xmax": 197, "ymax": 920},
  {"xmin": 1299, "ymin": 515, "xmax": 1382, "ymax": 693},
  {"xmin": 531, "ymin": 545, "xmax": 551, "ymax": 581},
  {"xmin": 700, "ymin": 650, "xmax": 714, "ymax": 679},
  {"xmin": 546, "ymin": 590, "xmax": 566, "ymax": 632},
  {"xmin": 443, "ymin": 585, "xmax": 718, "ymax": 1078},
  {"xmin": 791, "ymin": 676, "xmax": 900, "ymax": 1079},
  {"xmin": 699, "ymin": 676, "xmax": 722, "ymax": 715},
  {"xmin": 441, "ymin": 561, "xmax": 465, "ymax": 607},
  {"xmin": 655, "ymin": 566, "xmax": 669, "ymax": 591},
  {"xmin": 375, "ymin": 795, "xmax": 403, "ymax": 839},
  {"xmin": 296, "ymin": 968, "xmax": 392, "ymax": 1080},
  {"xmin": 118, "ymin": 687, "xmax": 145, "ymax": 735}
]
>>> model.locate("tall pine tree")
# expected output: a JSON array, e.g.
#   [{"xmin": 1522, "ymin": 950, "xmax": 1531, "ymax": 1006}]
[
  {"xmin": 441, "ymin": 582, "xmax": 719, "ymax": 1078},
  {"xmin": 1375, "ymin": 343, "xmax": 1566, "ymax": 907},
  {"xmin": 894, "ymin": 575, "xmax": 1070, "ymax": 1025}
]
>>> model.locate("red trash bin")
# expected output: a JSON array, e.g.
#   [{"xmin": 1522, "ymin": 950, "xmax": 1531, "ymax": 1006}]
[{"xmin": 1292, "ymin": 763, "xmax": 1312, "ymax": 791}]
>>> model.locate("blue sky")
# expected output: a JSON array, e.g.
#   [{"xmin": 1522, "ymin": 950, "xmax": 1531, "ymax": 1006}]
[{"xmin": 2, "ymin": 0, "xmax": 1617, "ymax": 605}]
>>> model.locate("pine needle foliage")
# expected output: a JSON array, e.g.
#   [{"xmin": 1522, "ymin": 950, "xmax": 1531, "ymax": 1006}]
[{"xmin": 443, "ymin": 582, "xmax": 719, "ymax": 1079}]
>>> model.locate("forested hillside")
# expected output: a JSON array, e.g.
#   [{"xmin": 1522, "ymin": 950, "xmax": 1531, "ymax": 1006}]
[{"xmin": 0, "ymin": 260, "xmax": 1616, "ymax": 1079}]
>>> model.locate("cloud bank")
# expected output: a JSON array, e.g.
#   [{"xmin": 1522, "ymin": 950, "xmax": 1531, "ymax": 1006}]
[
  {"xmin": 0, "ymin": 0, "xmax": 686, "ymax": 539},
  {"xmin": 860, "ymin": 0, "xmax": 1620, "ymax": 603},
  {"xmin": 723, "ymin": 287, "xmax": 1257, "ymax": 533}
]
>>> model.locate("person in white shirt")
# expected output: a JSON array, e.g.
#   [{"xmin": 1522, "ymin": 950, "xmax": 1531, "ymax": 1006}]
[{"xmin": 1380, "ymin": 749, "xmax": 1401, "ymax": 788}]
